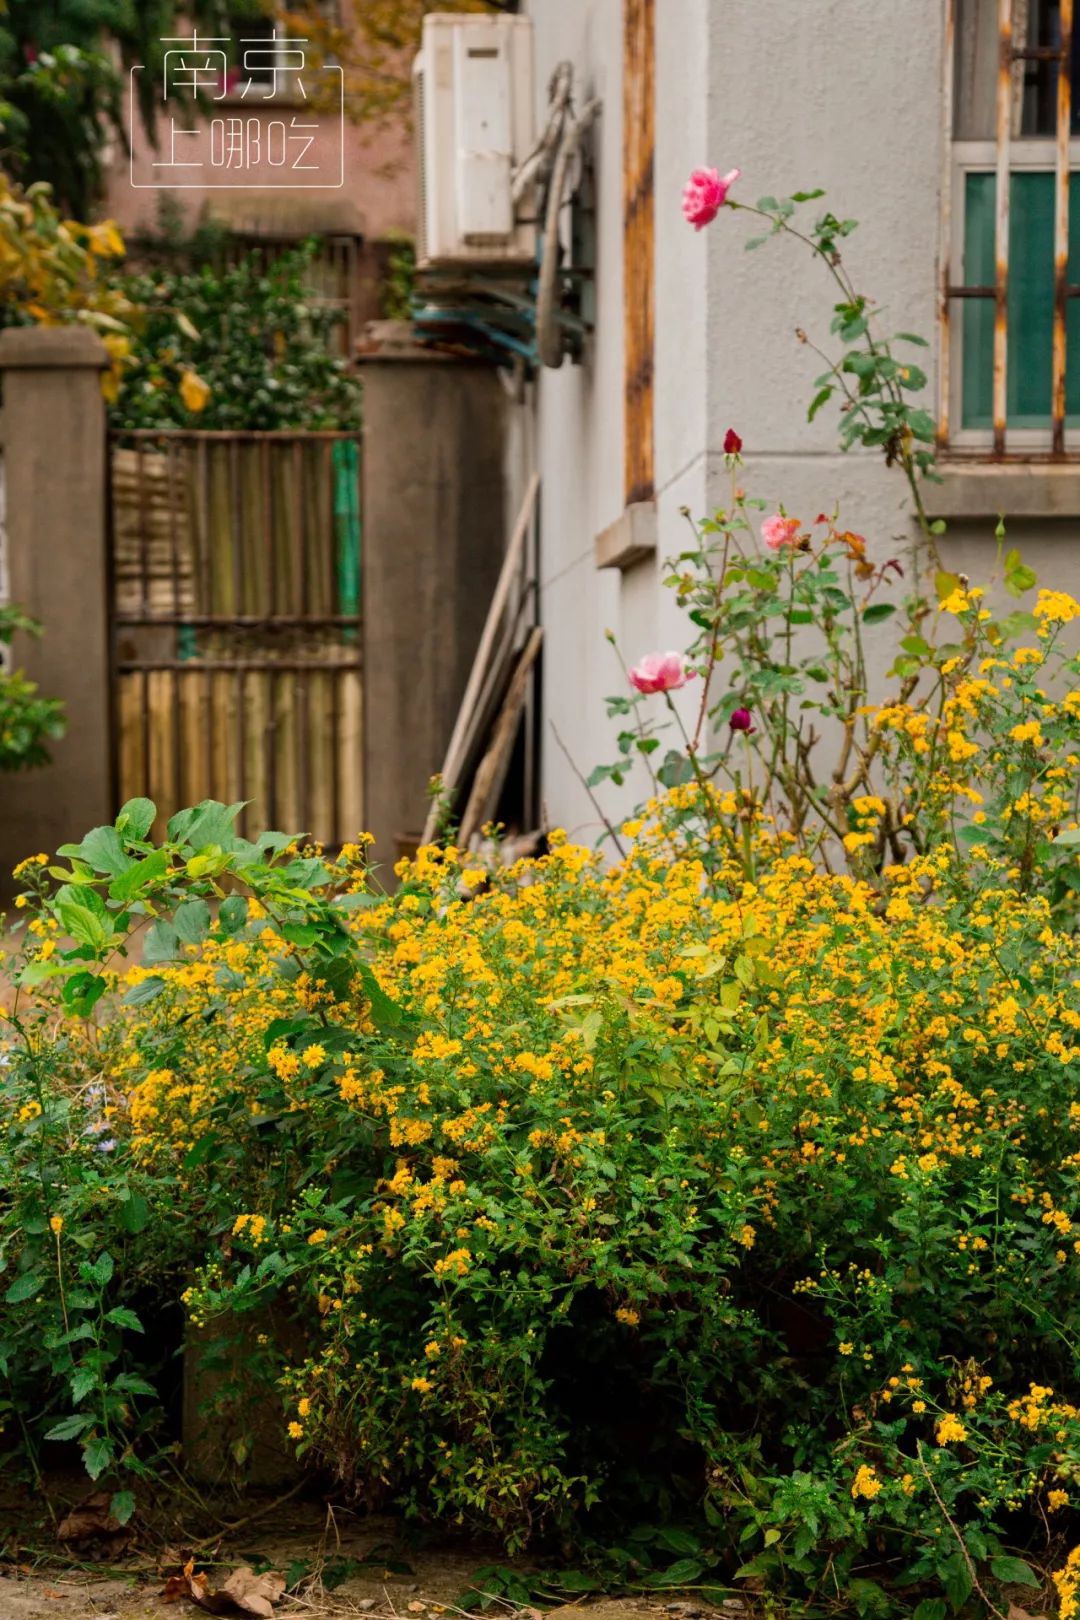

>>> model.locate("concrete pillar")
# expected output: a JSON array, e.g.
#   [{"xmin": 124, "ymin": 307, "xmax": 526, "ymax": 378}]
[
  {"xmin": 359, "ymin": 324, "xmax": 506, "ymax": 873},
  {"xmin": 0, "ymin": 328, "xmax": 111, "ymax": 892}
]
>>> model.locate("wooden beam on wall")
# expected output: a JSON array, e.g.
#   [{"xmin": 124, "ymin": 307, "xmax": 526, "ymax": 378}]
[{"xmin": 623, "ymin": 0, "xmax": 655, "ymax": 508}]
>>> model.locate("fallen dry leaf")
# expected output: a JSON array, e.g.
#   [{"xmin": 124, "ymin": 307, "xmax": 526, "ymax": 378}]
[
  {"xmin": 161, "ymin": 1560, "xmax": 285, "ymax": 1616},
  {"xmin": 56, "ymin": 1490, "xmax": 133, "ymax": 1557},
  {"xmin": 220, "ymin": 1567, "xmax": 286, "ymax": 1617}
]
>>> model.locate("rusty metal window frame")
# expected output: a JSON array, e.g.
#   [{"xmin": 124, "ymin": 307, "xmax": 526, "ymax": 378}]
[{"xmin": 941, "ymin": 0, "xmax": 1076, "ymax": 458}]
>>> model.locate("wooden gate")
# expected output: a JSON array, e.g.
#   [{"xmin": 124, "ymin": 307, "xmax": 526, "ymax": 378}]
[{"xmin": 108, "ymin": 429, "xmax": 363, "ymax": 846}]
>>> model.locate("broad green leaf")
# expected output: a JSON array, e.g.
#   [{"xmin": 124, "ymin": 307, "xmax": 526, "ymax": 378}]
[
  {"xmin": 105, "ymin": 1305, "xmax": 145, "ymax": 1331},
  {"xmin": 123, "ymin": 976, "xmax": 166, "ymax": 1007},
  {"xmin": 44, "ymin": 1413, "xmax": 92, "ymax": 1441},
  {"xmin": 4, "ymin": 1273, "xmax": 43, "ymax": 1304},
  {"xmin": 109, "ymin": 847, "xmax": 169, "ymax": 903},
  {"xmin": 218, "ymin": 895, "xmax": 248, "ymax": 934},
  {"xmin": 71, "ymin": 825, "xmax": 133, "ymax": 877},
  {"xmin": 143, "ymin": 920, "xmax": 179, "ymax": 964},
  {"xmin": 990, "ymin": 1557, "xmax": 1039, "ymax": 1589},
  {"xmin": 117, "ymin": 1194, "xmax": 150, "ymax": 1235},
  {"xmin": 62, "ymin": 971, "xmax": 107, "ymax": 1018},
  {"xmin": 70, "ymin": 1367, "xmax": 98, "ymax": 1404},
  {"xmin": 89, "ymin": 1251, "xmax": 114, "ymax": 1287},
  {"xmin": 174, "ymin": 898, "xmax": 211, "ymax": 945},
  {"xmin": 116, "ymin": 798, "xmax": 156, "ymax": 840},
  {"xmin": 82, "ymin": 1435, "xmax": 112, "ymax": 1480},
  {"xmin": 110, "ymin": 1489, "xmax": 137, "ymax": 1526}
]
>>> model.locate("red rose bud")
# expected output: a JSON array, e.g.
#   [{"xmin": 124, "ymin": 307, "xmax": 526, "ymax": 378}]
[
  {"xmin": 723, "ymin": 428, "xmax": 743, "ymax": 455},
  {"xmin": 729, "ymin": 707, "xmax": 753, "ymax": 732}
]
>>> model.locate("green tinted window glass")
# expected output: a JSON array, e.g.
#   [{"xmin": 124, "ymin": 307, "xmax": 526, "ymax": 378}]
[{"xmin": 961, "ymin": 170, "xmax": 1080, "ymax": 429}]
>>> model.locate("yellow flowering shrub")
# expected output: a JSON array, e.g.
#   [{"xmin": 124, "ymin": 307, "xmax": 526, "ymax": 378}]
[{"xmin": 3, "ymin": 786, "xmax": 1080, "ymax": 1608}]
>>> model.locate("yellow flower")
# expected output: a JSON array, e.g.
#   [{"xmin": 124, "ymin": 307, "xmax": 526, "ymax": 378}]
[
  {"xmin": 410, "ymin": 1376, "xmax": 433, "ymax": 1393},
  {"xmin": 1050, "ymin": 1489, "xmax": 1071, "ymax": 1512},
  {"xmin": 49, "ymin": 1215, "xmax": 63, "ymax": 1235},
  {"xmin": 301, "ymin": 1044, "xmax": 328, "ymax": 1068},
  {"xmin": 935, "ymin": 1413, "xmax": 967, "ymax": 1445},
  {"xmin": 615, "ymin": 1307, "xmax": 640, "ymax": 1327},
  {"xmin": 297, "ymin": 1398, "xmax": 311, "ymax": 1418},
  {"xmin": 287, "ymin": 1421, "xmax": 304, "ymax": 1439},
  {"xmin": 851, "ymin": 1464, "xmax": 882, "ymax": 1500},
  {"xmin": 307, "ymin": 1228, "xmax": 329, "ymax": 1245},
  {"xmin": 839, "ymin": 1342, "xmax": 854, "ymax": 1356}
]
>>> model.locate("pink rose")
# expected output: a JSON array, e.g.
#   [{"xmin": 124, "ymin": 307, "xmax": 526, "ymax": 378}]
[
  {"xmin": 761, "ymin": 513, "xmax": 802, "ymax": 551},
  {"xmin": 682, "ymin": 167, "xmax": 741, "ymax": 230},
  {"xmin": 729, "ymin": 707, "xmax": 754, "ymax": 733},
  {"xmin": 629, "ymin": 651, "xmax": 694, "ymax": 695}
]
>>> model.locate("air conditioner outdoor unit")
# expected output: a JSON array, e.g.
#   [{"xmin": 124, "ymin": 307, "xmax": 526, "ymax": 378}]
[{"xmin": 413, "ymin": 13, "xmax": 536, "ymax": 270}]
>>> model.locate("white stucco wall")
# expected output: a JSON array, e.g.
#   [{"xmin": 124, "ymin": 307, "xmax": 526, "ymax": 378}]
[{"xmin": 527, "ymin": 0, "xmax": 1080, "ymax": 839}]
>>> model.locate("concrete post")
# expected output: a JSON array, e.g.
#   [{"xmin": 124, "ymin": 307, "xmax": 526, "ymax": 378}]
[
  {"xmin": 359, "ymin": 324, "xmax": 506, "ymax": 873},
  {"xmin": 0, "ymin": 328, "xmax": 111, "ymax": 893}
]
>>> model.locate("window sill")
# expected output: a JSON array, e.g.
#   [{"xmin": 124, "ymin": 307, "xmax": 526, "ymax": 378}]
[
  {"xmin": 595, "ymin": 501, "xmax": 657, "ymax": 570},
  {"xmin": 928, "ymin": 461, "xmax": 1080, "ymax": 520}
]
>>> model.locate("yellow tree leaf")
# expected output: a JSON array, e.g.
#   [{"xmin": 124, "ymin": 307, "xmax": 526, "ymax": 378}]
[{"xmin": 180, "ymin": 371, "xmax": 211, "ymax": 413}]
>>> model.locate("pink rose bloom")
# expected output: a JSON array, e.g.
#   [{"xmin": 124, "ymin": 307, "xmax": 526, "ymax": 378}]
[
  {"xmin": 761, "ymin": 513, "xmax": 802, "ymax": 551},
  {"xmin": 629, "ymin": 651, "xmax": 694, "ymax": 695},
  {"xmin": 682, "ymin": 167, "xmax": 741, "ymax": 230}
]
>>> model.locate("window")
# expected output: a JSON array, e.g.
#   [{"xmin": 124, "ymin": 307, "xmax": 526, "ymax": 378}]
[
  {"xmin": 946, "ymin": 0, "xmax": 1078, "ymax": 454},
  {"xmin": 224, "ymin": 5, "xmax": 339, "ymax": 98}
]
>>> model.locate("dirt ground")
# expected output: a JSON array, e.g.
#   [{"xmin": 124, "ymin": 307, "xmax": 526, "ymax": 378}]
[{"xmin": 0, "ymin": 1488, "xmax": 717, "ymax": 1620}]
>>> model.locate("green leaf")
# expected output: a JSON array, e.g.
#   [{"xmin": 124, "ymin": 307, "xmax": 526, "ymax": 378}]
[
  {"xmin": 171, "ymin": 799, "xmax": 245, "ymax": 853},
  {"xmin": 54, "ymin": 886, "xmax": 111, "ymax": 951},
  {"xmin": 644, "ymin": 1558, "xmax": 705, "ymax": 1587},
  {"xmin": 44, "ymin": 1413, "xmax": 92, "ymax": 1442},
  {"xmin": 110, "ymin": 1490, "xmax": 136, "ymax": 1526},
  {"xmin": 105, "ymin": 1305, "xmax": 144, "ymax": 1331},
  {"xmin": 656, "ymin": 1528, "xmax": 702, "ymax": 1556},
  {"xmin": 990, "ymin": 1557, "xmax": 1039, "ymax": 1589},
  {"xmin": 941, "ymin": 1551, "xmax": 973, "ymax": 1610},
  {"xmin": 118, "ymin": 1194, "xmax": 150, "ymax": 1236},
  {"xmin": 4, "ymin": 1273, "xmax": 43, "ymax": 1304},
  {"xmin": 82, "ymin": 1435, "xmax": 112, "ymax": 1480},
  {"xmin": 862, "ymin": 603, "xmax": 896, "ymax": 624},
  {"xmin": 70, "ymin": 1368, "xmax": 98, "ymax": 1404},
  {"xmin": 62, "ymin": 971, "xmax": 107, "ymax": 1018},
  {"xmin": 89, "ymin": 1251, "xmax": 114, "ymax": 1287},
  {"xmin": 109, "ymin": 847, "xmax": 169, "ymax": 903},
  {"xmin": 143, "ymin": 920, "xmax": 179, "ymax": 964},
  {"xmin": 895, "ymin": 331, "xmax": 930, "ymax": 346},
  {"xmin": 1005, "ymin": 561, "xmax": 1038, "ymax": 597},
  {"xmin": 123, "ymin": 976, "xmax": 166, "ymax": 1007},
  {"xmin": 358, "ymin": 962, "xmax": 410, "ymax": 1032},
  {"xmin": 72, "ymin": 825, "xmax": 134, "ymax": 877},
  {"xmin": 174, "ymin": 898, "xmax": 211, "ymax": 945},
  {"xmin": 808, "ymin": 385, "xmax": 834, "ymax": 423},
  {"xmin": 116, "ymin": 798, "xmax": 157, "ymax": 840},
  {"xmin": 218, "ymin": 895, "xmax": 248, "ymax": 934}
]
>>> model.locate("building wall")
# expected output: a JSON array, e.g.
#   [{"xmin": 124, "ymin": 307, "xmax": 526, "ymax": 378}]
[
  {"xmin": 527, "ymin": 0, "xmax": 1080, "ymax": 839},
  {"xmin": 102, "ymin": 5, "xmax": 414, "ymax": 250}
]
